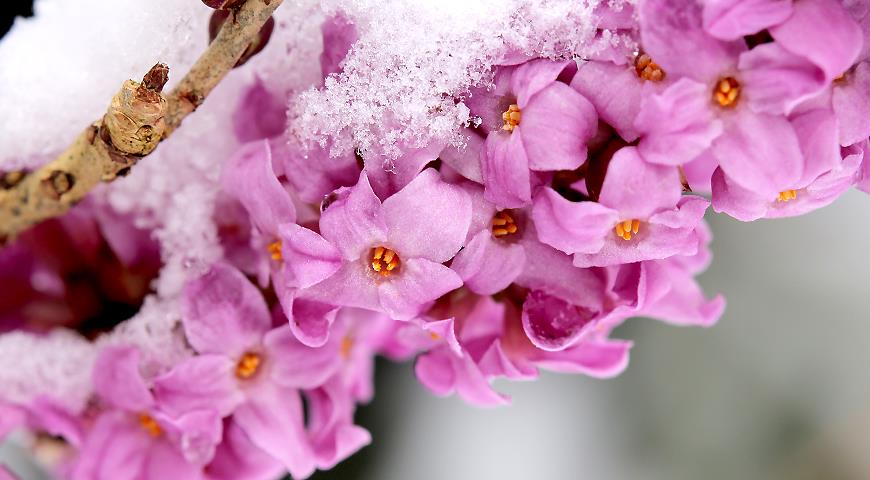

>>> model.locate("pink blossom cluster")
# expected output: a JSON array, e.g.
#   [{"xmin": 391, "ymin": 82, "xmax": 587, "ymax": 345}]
[{"xmin": 3, "ymin": 0, "xmax": 870, "ymax": 478}]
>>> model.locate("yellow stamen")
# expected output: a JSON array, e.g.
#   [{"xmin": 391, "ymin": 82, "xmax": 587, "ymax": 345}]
[
  {"xmin": 235, "ymin": 352, "xmax": 262, "ymax": 379},
  {"xmin": 340, "ymin": 336, "xmax": 354, "ymax": 359},
  {"xmin": 776, "ymin": 189, "xmax": 797, "ymax": 202},
  {"xmin": 370, "ymin": 247, "xmax": 400, "ymax": 277},
  {"xmin": 429, "ymin": 331, "xmax": 441, "ymax": 341},
  {"xmin": 492, "ymin": 211, "xmax": 519, "ymax": 238},
  {"xmin": 634, "ymin": 53, "xmax": 666, "ymax": 82},
  {"xmin": 138, "ymin": 413, "xmax": 162, "ymax": 437},
  {"xmin": 615, "ymin": 219, "xmax": 641, "ymax": 241},
  {"xmin": 713, "ymin": 77, "xmax": 740, "ymax": 107},
  {"xmin": 501, "ymin": 104, "xmax": 522, "ymax": 132},
  {"xmin": 267, "ymin": 240, "xmax": 282, "ymax": 261}
]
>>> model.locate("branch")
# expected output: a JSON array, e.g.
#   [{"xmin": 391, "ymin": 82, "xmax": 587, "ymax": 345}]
[{"xmin": 0, "ymin": 0, "xmax": 283, "ymax": 243}]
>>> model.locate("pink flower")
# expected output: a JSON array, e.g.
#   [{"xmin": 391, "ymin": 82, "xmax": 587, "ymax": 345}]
[
  {"xmin": 532, "ymin": 147, "xmax": 708, "ymax": 267},
  {"xmin": 470, "ymin": 59, "xmax": 598, "ymax": 207},
  {"xmin": 155, "ymin": 263, "xmax": 349, "ymax": 479},
  {"xmin": 279, "ymin": 169, "xmax": 471, "ymax": 345},
  {"xmin": 72, "ymin": 346, "xmax": 222, "ymax": 480}
]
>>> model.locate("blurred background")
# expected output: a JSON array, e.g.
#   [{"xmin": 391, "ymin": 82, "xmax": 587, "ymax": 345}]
[{"xmin": 3, "ymin": 2, "xmax": 870, "ymax": 479}]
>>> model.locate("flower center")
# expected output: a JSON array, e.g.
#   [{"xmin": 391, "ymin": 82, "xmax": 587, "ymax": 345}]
[
  {"xmin": 634, "ymin": 53, "xmax": 665, "ymax": 82},
  {"xmin": 370, "ymin": 246, "xmax": 400, "ymax": 277},
  {"xmin": 138, "ymin": 413, "xmax": 162, "ymax": 437},
  {"xmin": 615, "ymin": 219, "xmax": 640, "ymax": 241},
  {"xmin": 235, "ymin": 352, "xmax": 262, "ymax": 379},
  {"xmin": 267, "ymin": 240, "xmax": 282, "ymax": 261},
  {"xmin": 501, "ymin": 104, "xmax": 522, "ymax": 132},
  {"xmin": 776, "ymin": 190, "xmax": 797, "ymax": 202},
  {"xmin": 492, "ymin": 211, "xmax": 518, "ymax": 237},
  {"xmin": 340, "ymin": 336, "xmax": 354, "ymax": 359},
  {"xmin": 713, "ymin": 77, "xmax": 740, "ymax": 107}
]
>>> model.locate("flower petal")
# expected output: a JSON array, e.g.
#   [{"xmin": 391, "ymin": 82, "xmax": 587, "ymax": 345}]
[
  {"xmin": 703, "ymin": 0, "xmax": 793, "ymax": 40},
  {"xmin": 182, "ymin": 263, "xmax": 271, "ymax": 357},
  {"xmin": 377, "ymin": 258, "xmax": 463, "ymax": 320},
  {"xmin": 531, "ymin": 187, "xmax": 617, "ymax": 255},
  {"xmin": 277, "ymin": 224, "xmax": 343, "ymax": 289},
  {"xmin": 450, "ymin": 230, "xmax": 526, "ymax": 295},
  {"xmin": 510, "ymin": 59, "xmax": 572, "ymax": 108},
  {"xmin": 263, "ymin": 326, "xmax": 342, "ymax": 389},
  {"xmin": 234, "ymin": 383, "xmax": 316, "ymax": 480},
  {"xmin": 636, "ymin": 78, "xmax": 723, "ymax": 166},
  {"xmin": 520, "ymin": 83, "xmax": 597, "ymax": 171},
  {"xmin": 598, "ymin": 146, "xmax": 682, "ymax": 218},
  {"xmin": 711, "ymin": 108, "xmax": 803, "ymax": 196},
  {"xmin": 770, "ymin": 0, "xmax": 862, "ymax": 82},
  {"xmin": 521, "ymin": 291, "xmax": 599, "ymax": 351},
  {"xmin": 571, "ymin": 61, "xmax": 645, "ymax": 142},
  {"xmin": 481, "ymin": 130, "xmax": 532, "ymax": 208},
  {"xmin": 381, "ymin": 169, "xmax": 471, "ymax": 263},
  {"xmin": 833, "ymin": 62, "xmax": 870, "ymax": 147},
  {"xmin": 739, "ymin": 42, "xmax": 825, "ymax": 115},
  {"xmin": 319, "ymin": 174, "xmax": 388, "ymax": 261},
  {"xmin": 221, "ymin": 141, "xmax": 295, "ymax": 236},
  {"xmin": 153, "ymin": 355, "xmax": 243, "ymax": 419},
  {"xmin": 93, "ymin": 346, "xmax": 153, "ymax": 412},
  {"xmin": 533, "ymin": 338, "xmax": 632, "ymax": 378}
]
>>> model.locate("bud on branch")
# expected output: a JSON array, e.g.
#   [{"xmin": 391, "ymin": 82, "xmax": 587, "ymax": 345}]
[{"xmin": 0, "ymin": 0, "xmax": 284, "ymax": 242}]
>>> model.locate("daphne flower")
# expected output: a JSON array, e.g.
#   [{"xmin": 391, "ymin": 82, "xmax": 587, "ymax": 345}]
[
  {"xmin": 279, "ymin": 169, "xmax": 470, "ymax": 345},
  {"xmin": 711, "ymin": 108, "xmax": 861, "ymax": 220},
  {"xmin": 469, "ymin": 59, "xmax": 598, "ymax": 208},
  {"xmin": 636, "ymin": 0, "xmax": 858, "ymax": 198},
  {"xmin": 72, "ymin": 346, "xmax": 222, "ymax": 480},
  {"xmin": 413, "ymin": 294, "xmax": 632, "ymax": 407},
  {"xmin": 532, "ymin": 147, "xmax": 708, "ymax": 267},
  {"xmin": 154, "ymin": 263, "xmax": 347, "ymax": 479}
]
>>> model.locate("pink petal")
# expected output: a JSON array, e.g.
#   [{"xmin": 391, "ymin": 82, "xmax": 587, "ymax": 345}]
[
  {"xmin": 71, "ymin": 412, "xmax": 150, "ymax": 480},
  {"xmin": 481, "ymin": 130, "xmax": 532, "ymax": 208},
  {"xmin": 711, "ymin": 108, "xmax": 803, "ymax": 196},
  {"xmin": 319, "ymin": 174, "xmax": 388, "ymax": 261},
  {"xmin": 739, "ymin": 43, "xmax": 825, "ymax": 115},
  {"xmin": 297, "ymin": 262, "xmax": 381, "ymax": 314},
  {"xmin": 282, "ymin": 294, "xmax": 340, "ymax": 348},
  {"xmin": 599, "ymin": 146, "xmax": 682, "ymax": 218},
  {"xmin": 153, "ymin": 355, "xmax": 244, "ymax": 419},
  {"xmin": 377, "ymin": 258, "xmax": 463, "ymax": 320},
  {"xmin": 639, "ymin": 0, "xmax": 744, "ymax": 82},
  {"xmin": 833, "ymin": 61, "xmax": 870, "ymax": 147},
  {"xmin": 791, "ymin": 108, "xmax": 841, "ymax": 186},
  {"xmin": 277, "ymin": 224, "xmax": 343, "ymax": 289},
  {"xmin": 771, "ymin": 0, "xmax": 862, "ymax": 82},
  {"xmin": 232, "ymin": 78, "xmax": 286, "ymax": 143},
  {"xmin": 381, "ymin": 168, "xmax": 471, "ymax": 263},
  {"xmin": 703, "ymin": 0, "xmax": 793, "ymax": 40},
  {"xmin": 522, "ymin": 291, "xmax": 599, "ymax": 351},
  {"xmin": 234, "ymin": 383, "xmax": 316, "ymax": 479},
  {"xmin": 571, "ymin": 61, "xmax": 645, "ymax": 142},
  {"xmin": 93, "ymin": 346, "xmax": 154, "ymax": 412},
  {"xmin": 636, "ymin": 78, "xmax": 723, "ymax": 166},
  {"xmin": 572, "ymin": 196, "xmax": 708, "ymax": 267},
  {"xmin": 263, "ymin": 326, "xmax": 342, "ymax": 389},
  {"xmin": 450, "ymin": 230, "xmax": 526, "ymax": 295},
  {"xmin": 220, "ymin": 141, "xmax": 295, "ymax": 236},
  {"xmin": 510, "ymin": 59, "xmax": 572, "ymax": 108},
  {"xmin": 182, "ymin": 263, "xmax": 271, "ymax": 357},
  {"xmin": 519, "ymin": 83, "xmax": 597, "ymax": 171},
  {"xmin": 640, "ymin": 261, "xmax": 726, "ymax": 327},
  {"xmin": 533, "ymin": 338, "xmax": 633, "ymax": 378},
  {"xmin": 710, "ymin": 167, "xmax": 770, "ymax": 221},
  {"xmin": 143, "ymin": 439, "xmax": 204, "ymax": 480},
  {"xmin": 205, "ymin": 420, "xmax": 284, "ymax": 480},
  {"xmin": 531, "ymin": 187, "xmax": 617, "ymax": 255}
]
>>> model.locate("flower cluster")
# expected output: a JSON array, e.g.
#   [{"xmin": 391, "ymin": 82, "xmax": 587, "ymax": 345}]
[{"xmin": 2, "ymin": 0, "xmax": 869, "ymax": 478}]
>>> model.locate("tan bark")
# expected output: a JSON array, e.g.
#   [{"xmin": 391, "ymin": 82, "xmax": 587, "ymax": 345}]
[{"xmin": 0, "ymin": 0, "xmax": 283, "ymax": 242}]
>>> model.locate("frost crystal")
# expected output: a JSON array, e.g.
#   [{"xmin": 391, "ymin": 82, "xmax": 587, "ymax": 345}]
[{"xmin": 291, "ymin": 0, "xmax": 632, "ymax": 159}]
